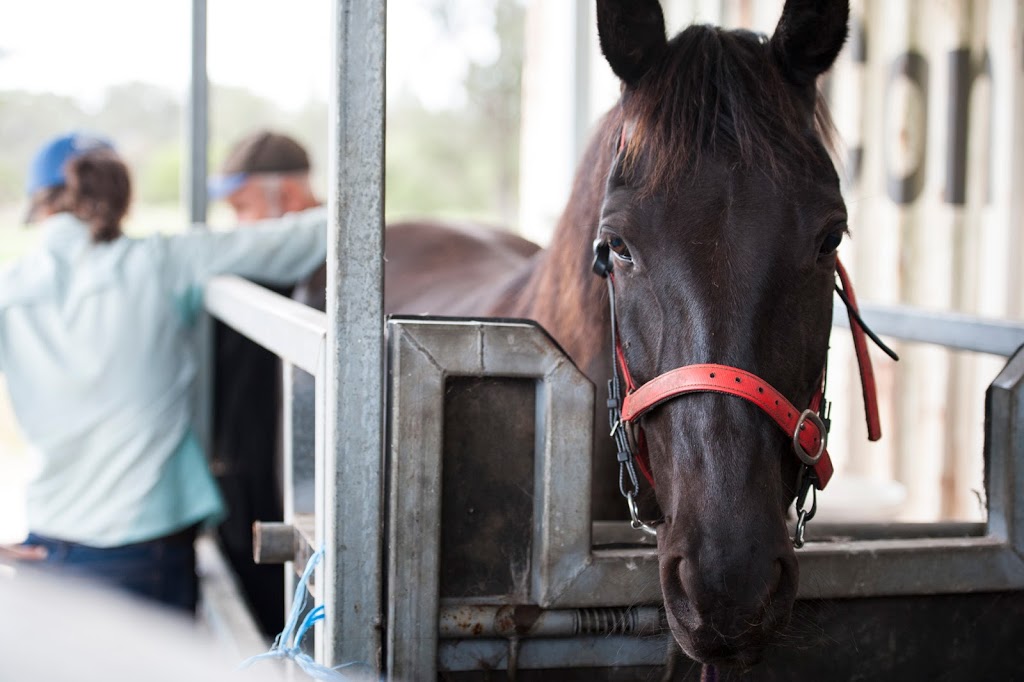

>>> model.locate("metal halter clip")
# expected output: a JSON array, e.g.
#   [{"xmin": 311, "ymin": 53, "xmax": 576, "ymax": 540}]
[
  {"xmin": 793, "ymin": 470, "xmax": 818, "ymax": 548},
  {"xmin": 627, "ymin": 491, "xmax": 658, "ymax": 537},
  {"xmin": 792, "ymin": 409, "xmax": 827, "ymax": 466}
]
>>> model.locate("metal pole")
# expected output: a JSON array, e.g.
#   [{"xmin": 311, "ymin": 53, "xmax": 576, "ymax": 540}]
[
  {"xmin": 319, "ymin": 0, "xmax": 386, "ymax": 672},
  {"xmin": 186, "ymin": 0, "xmax": 213, "ymax": 457},
  {"xmin": 186, "ymin": 0, "xmax": 208, "ymax": 224},
  {"xmin": 572, "ymin": 0, "xmax": 591, "ymax": 164}
]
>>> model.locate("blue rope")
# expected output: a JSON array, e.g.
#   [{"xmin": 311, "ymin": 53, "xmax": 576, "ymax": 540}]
[{"xmin": 240, "ymin": 546, "xmax": 369, "ymax": 681}]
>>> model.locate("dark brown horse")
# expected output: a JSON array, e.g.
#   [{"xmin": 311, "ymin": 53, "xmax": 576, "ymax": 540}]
[{"xmin": 385, "ymin": 0, "xmax": 850, "ymax": 666}]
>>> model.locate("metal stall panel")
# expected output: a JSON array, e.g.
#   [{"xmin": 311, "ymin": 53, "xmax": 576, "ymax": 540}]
[
  {"xmin": 320, "ymin": 0, "xmax": 387, "ymax": 672},
  {"xmin": 385, "ymin": 319, "xmax": 595, "ymax": 679},
  {"xmin": 986, "ymin": 346, "xmax": 1024, "ymax": 556}
]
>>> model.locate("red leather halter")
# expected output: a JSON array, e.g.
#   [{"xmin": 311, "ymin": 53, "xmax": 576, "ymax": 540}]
[{"xmin": 602, "ymin": 256, "xmax": 886, "ymax": 494}]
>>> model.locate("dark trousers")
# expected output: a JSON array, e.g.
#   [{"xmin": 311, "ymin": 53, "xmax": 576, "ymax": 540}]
[{"xmin": 25, "ymin": 525, "xmax": 198, "ymax": 615}]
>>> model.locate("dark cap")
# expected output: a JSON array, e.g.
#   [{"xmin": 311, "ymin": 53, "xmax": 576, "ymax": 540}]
[{"xmin": 209, "ymin": 131, "xmax": 310, "ymax": 199}]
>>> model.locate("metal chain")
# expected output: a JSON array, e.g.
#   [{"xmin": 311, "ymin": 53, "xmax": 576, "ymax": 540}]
[
  {"xmin": 604, "ymin": 275, "xmax": 658, "ymax": 536},
  {"xmin": 606, "ymin": 276, "xmax": 642, "ymax": 501}
]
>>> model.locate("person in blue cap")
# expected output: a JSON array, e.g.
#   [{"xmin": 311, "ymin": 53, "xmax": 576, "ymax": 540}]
[{"xmin": 0, "ymin": 132, "xmax": 328, "ymax": 614}]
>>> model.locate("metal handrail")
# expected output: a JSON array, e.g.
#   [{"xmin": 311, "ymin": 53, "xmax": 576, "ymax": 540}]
[
  {"xmin": 204, "ymin": 275, "xmax": 326, "ymax": 374},
  {"xmin": 835, "ymin": 301, "xmax": 1024, "ymax": 357}
]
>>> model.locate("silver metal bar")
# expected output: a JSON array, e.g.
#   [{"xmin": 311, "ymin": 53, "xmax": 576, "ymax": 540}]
[
  {"xmin": 572, "ymin": 0, "xmax": 591, "ymax": 163},
  {"xmin": 204, "ymin": 276, "xmax": 326, "ymax": 374},
  {"xmin": 252, "ymin": 521, "xmax": 296, "ymax": 565},
  {"xmin": 528, "ymin": 534, "xmax": 1024, "ymax": 606},
  {"xmin": 438, "ymin": 636, "xmax": 668, "ymax": 672},
  {"xmin": 438, "ymin": 605, "xmax": 664, "ymax": 639},
  {"xmin": 321, "ymin": 0, "xmax": 386, "ymax": 671},
  {"xmin": 386, "ymin": 324, "xmax": 445, "ymax": 679},
  {"xmin": 833, "ymin": 301, "xmax": 1024, "ymax": 356},
  {"xmin": 985, "ymin": 347, "xmax": 1024, "ymax": 551},
  {"xmin": 186, "ymin": 0, "xmax": 212, "ymax": 462},
  {"xmin": 186, "ymin": 0, "xmax": 208, "ymax": 224}
]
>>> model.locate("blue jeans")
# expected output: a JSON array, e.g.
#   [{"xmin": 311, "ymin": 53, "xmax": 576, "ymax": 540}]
[{"xmin": 24, "ymin": 525, "xmax": 198, "ymax": 615}]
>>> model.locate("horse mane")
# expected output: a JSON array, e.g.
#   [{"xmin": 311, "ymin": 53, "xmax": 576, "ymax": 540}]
[{"xmin": 622, "ymin": 25, "xmax": 838, "ymax": 193}]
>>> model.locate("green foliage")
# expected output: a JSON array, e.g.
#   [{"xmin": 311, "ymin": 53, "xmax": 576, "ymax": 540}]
[
  {"xmin": 136, "ymin": 141, "xmax": 181, "ymax": 204},
  {"xmin": 386, "ymin": 0, "xmax": 524, "ymax": 225}
]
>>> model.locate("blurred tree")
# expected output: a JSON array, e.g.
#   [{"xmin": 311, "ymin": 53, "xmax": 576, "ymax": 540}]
[
  {"xmin": 0, "ymin": 91, "xmax": 85, "ymax": 198},
  {"xmin": 137, "ymin": 141, "xmax": 182, "ymax": 204},
  {"xmin": 384, "ymin": 0, "xmax": 524, "ymax": 226}
]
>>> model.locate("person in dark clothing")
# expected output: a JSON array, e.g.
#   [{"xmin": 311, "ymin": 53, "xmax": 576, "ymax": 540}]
[{"xmin": 208, "ymin": 131, "xmax": 325, "ymax": 634}]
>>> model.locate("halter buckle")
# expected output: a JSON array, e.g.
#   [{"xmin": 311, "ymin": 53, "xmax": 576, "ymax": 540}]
[{"xmin": 792, "ymin": 409, "xmax": 827, "ymax": 466}]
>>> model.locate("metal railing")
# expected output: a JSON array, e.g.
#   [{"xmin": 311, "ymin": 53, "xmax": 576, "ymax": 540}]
[{"xmin": 836, "ymin": 301, "xmax": 1024, "ymax": 357}]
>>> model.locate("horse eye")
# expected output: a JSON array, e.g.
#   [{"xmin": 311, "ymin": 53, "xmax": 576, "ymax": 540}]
[
  {"xmin": 609, "ymin": 236, "xmax": 633, "ymax": 262},
  {"xmin": 819, "ymin": 230, "xmax": 844, "ymax": 256}
]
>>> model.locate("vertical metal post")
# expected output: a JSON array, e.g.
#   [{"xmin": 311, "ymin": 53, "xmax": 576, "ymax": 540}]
[
  {"xmin": 319, "ymin": 0, "xmax": 386, "ymax": 672},
  {"xmin": 572, "ymin": 0, "xmax": 591, "ymax": 164},
  {"xmin": 186, "ymin": 0, "xmax": 208, "ymax": 225},
  {"xmin": 187, "ymin": 0, "xmax": 213, "ymax": 455}
]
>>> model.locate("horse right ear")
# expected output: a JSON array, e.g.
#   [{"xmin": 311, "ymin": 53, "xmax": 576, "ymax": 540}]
[
  {"xmin": 596, "ymin": 0, "xmax": 667, "ymax": 87},
  {"xmin": 770, "ymin": 0, "xmax": 850, "ymax": 87}
]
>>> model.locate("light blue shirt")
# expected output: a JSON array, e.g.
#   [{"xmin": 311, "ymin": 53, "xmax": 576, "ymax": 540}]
[{"xmin": 0, "ymin": 209, "xmax": 327, "ymax": 547}]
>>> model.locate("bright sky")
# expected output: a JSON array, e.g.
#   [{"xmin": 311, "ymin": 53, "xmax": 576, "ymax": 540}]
[{"xmin": 0, "ymin": 0, "xmax": 501, "ymax": 110}]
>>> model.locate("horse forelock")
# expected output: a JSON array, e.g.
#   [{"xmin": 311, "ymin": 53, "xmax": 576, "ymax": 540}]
[{"xmin": 620, "ymin": 24, "xmax": 838, "ymax": 195}]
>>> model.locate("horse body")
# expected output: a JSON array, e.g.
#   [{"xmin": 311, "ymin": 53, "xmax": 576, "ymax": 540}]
[
  {"xmin": 384, "ymin": 220, "xmax": 541, "ymax": 316},
  {"xmin": 385, "ymin": 0, "xmax": 851, "ymax": 667}
]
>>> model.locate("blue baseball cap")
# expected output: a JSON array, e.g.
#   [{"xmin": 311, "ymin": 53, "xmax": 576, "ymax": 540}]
[
  {"xmin": 207, "ymin": 172, "xmax": 249, "ymax": 200},
  {"xmin": 27, "ymin": 132, "xmax": 115, "ymax": 196}
]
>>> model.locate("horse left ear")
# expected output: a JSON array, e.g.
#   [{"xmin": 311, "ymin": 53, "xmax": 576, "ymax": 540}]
[
  {"xmin": 770, "ymin": 0, "xmax": 850, "ymax": 87},
  {"xmin": 596, "ymin": 0, "xmax": 668, "ymax": 87}
]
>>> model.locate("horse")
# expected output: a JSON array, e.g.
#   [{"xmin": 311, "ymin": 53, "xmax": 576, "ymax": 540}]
[{"xmin": 384, "ymin": 0, "xmax": 851, "ymax": 667}]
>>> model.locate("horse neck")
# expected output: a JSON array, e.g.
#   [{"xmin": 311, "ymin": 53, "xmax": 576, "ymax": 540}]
[{"xmin": 509, "ymin": 114, "xmax": 618, "ymax": 376}]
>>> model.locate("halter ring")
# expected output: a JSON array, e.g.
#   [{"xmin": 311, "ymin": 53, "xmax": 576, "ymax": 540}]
[
  {"xmin": 627, "ymin": 492, "xmax": 658, "ymax": 537},
  {"xmin": 792, "ymin": 409, "xmax": 827, "ymax": 466}
]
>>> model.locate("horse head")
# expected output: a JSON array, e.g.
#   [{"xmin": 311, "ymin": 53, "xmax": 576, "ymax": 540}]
[{"xmin": 594, "ymin": 0, "xmax": 850, "ymax": 666}]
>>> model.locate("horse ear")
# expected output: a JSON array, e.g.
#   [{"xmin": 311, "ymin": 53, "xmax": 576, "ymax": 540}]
[
  {"xmin": 770, "ymin": 0, "xmax": 850, "ymax": 87},
  {"xmin": 596, "ymin": 0, "xmax": 668, "ymax": 86}
]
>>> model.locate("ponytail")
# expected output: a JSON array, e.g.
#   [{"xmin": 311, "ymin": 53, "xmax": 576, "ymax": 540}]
[{"xmin": 59, "ymin": 150, "xmax": 132, "ymax": 242}]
